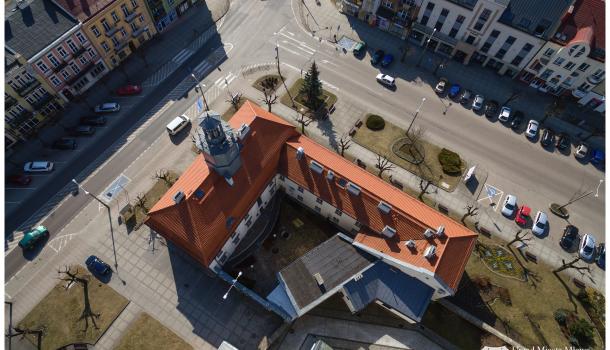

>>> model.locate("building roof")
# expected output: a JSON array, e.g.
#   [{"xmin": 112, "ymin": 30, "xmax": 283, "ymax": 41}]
[
  {"xmin": 498, "ymin": 0, "xmax": 573, "ymax": 40},
  {"xmin": 279, "ymin": 234, "xmax": 376, "ymax": 311},
  {"xmin": 5, "ymin": 0, "xmax": 79, "ymax": 59},
  {"xmin": 53, "ymin": 0, "xmax": 115, "ymax": 22},
  {"xmin": 147, "ymin": 101, "xmax": 478, "ymax": 291},
  {"xmin": 555, "ymin": 0, "xmax": 605, "ymax": 52},
  {"xmin": 342, "ymin": 261, "xmax": 434, "ymax": 321}
]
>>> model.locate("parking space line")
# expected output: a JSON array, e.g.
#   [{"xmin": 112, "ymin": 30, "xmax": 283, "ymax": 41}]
[
  {"xmin": 5, "ymin": 187, "xmax": 37, "ymax": 190},
  {"xmin": 5, "ymin": 201, "xmax": 21, "ymax": 204}
]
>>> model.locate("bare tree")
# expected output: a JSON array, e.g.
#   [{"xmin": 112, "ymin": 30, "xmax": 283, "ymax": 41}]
[
  {"xmin": 506, "ymin": 229, "xmax": 533, "ymax": 247},
  {"xmin": 554, "ymin": 257, "xmax": 591, "ymax": 273},
  {"xmin": 153, "ymin": 169, "xmax": 174, "ymax": 186},
  {"xmin": 58, "ymin": 266, "xmax": 100, "ymax": 332},
  {"xmin": 461, "ymin": 202, "xmax": 479, "ymax": 225},
  {"xmin": 226, "ymin": 91, "xmax": 243, "ymax": 112},
  {"xmin": 135, "ymin": 192, "xmax": 148, "ymax": 211},
  {"xmin": 337, "ymin": 134, "xmax": 352, "ymax": 157},
  {"xmin": 502, "ymin": 89, "xmax": 522, "ymax": 106},
  {"xmin": 294, "ymin": 112, "xmax": 313, "ymax": 135},
  {"xmin": 418, "ymin": 178, "xmax": 435, "ymax": 201},
  {"xmin": 375, "ymin": 154, "xmax": 395, "ymax": 178},
  {"xmin": 260, "ymin": 88, "xmax": 277, "ymax": 112}
]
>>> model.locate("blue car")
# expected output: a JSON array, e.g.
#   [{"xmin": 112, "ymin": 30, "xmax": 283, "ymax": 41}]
[
  {"xmin": 591, "ymin": 149, "xmax": 604, "ymax": 165},
  {"xmin": 86, "ymin": 255, "xmax": 111, "ymax": 275},
  {"xmin": 381, "ymin": 54, "xmax": 394, "ymax": 67},
  {"xmin": 448, "ymin": 84, "xmax": 461, "ymax": 99}
]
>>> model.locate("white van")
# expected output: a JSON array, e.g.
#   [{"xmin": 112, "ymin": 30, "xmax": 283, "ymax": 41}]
[{"xmin": 166, "ymin": 114, "xmax": 190, "ymax": 135}]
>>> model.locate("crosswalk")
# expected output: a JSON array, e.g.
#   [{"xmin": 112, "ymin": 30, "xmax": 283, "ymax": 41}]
[{"xmin": 172, "ymin": 48, "xmax": 194, "ymax": 65}]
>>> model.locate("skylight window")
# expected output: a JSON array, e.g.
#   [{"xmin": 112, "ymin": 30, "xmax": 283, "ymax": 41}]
[{"xmin": 309, "ymin": 160, "xmax": 324, "ymax": 174}]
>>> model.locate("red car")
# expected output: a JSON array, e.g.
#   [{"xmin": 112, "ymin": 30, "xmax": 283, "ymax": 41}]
[
  {"xmin": 7, "ymin": 174, "xmax": 32, "ymax": 186},
  {"xmin": 116, "ymin": 85, "xmax": 142, "ymax": 96},
  {"xmin": 515, "ymin": 205, "xmax": 531, "ymax": 226}
]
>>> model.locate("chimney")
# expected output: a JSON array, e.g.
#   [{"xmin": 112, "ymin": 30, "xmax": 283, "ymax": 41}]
[
  {"xmin": 314, "ymin": 272, "xmax": 326, "ymax": 293},
  {"xmin": 424, "ymin": 245, "xmax": 436, "ymax": 260}
]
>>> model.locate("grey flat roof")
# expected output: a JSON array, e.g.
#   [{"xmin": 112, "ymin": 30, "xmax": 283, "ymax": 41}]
[
  {"xmin": 5, "ymin": 0, "xmax": 79, "ymax": 59},
  {"xmin": 498, "ymin": 0, "xmax": 574, "ymax": 39},
  {"xmin": 279, "ymin": 235, "xmax": 376, "ymax": 310}
]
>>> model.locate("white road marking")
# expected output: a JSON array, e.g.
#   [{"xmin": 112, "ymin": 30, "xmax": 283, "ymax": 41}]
[
  {"xmin": 321, "ymin": 59, "xmax": 338, "ymax": 67},
  {"xmin": 281, "ymin": 40, "xmax": 315, "ymax": 55},
  {"xmin": 282, "ymin": 62, "xmax": 300, "ymax": 72},
  {"xmin": 320, "ymin": 80, "xmax": 339, "ymax": 91},
  {"xmin": 278, "ymin": 44, "xmax": 306, "ymax": 57}
]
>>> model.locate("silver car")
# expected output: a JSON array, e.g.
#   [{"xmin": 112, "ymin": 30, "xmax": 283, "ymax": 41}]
[
  {"xmin": 525, "ymin": 120, "xmax": 539, "ymax": 138},
  {"xmin": 94, "ymin": 102, "xmax": 120, "ymax": 113},
  {"xmin": 472, "ymin": 95, "xmax": 485, "ymax": 111},
  {"xmin": 501, "ymin": 194, "xmax": 517, "ymax": 217},
  {"xmin": 531, "ymin": 211, "xmax": 548, "ymax": 236},
  {"xmin": 24, "ymin": 161, "xmax": 54, "ymax": 173},
  {"xmin": 579, "ymin": 234, "xmax": 596, "ymax": 261}
]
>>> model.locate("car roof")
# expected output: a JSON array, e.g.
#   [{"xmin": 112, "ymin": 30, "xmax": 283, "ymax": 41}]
[
  {"xmin": 506, "ymin": 195, "xmax": 516, "ymax": 203},
  {"xmin": 535, "ymin": 211, "xmax": 547, "ymax": 221},
  {"xmin": 520, "ymin": 206, "xmax": 531, "ymax": 214},
  {"xmin": 167, "ymin": 116, "xmax": 187, "ymax": 129}
]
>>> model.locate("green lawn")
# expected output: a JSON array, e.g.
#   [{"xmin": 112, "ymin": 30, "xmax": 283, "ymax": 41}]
[
  {"xmin": 17, "ymin": 266, "xmax": 129, "ymax": 349},
  {"xmin": 114, "ymin": 313, "xmax": 193, "ymax": 350},
  {"xmin": 279, "ymin": 78, "xmax": 338, "ymax": 115}
]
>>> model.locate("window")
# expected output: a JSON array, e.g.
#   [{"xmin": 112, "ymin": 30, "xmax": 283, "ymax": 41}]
[
  {"xmin": 245, "ymin": 218, "xmax": 252, "ymax": 227},
  {"xmin": 139, "ymin": 15, "xmax": 145, "ymax": 23},
  {"xmin": 543, "ymin": 48, "xmax": 554, "ymax": 57},
  {"xmin": 465, "ymin": 35, "xmax": 475, "ymax": 45},
  {"xmin": 517, "ymin": 18, "xmax": 531, "ymax": 29},
  {"xmin": 314, "ymin": 206, "xmax": 321, "ymax": 213},
  {"xmin": 101, "ymin": 42, "xmax": 110, "ymax": 52},
  {"xmin": 297, "ymin": 195, "xmax": 303, "ymax": 201},
  {"xmin": 335, "ymin": 208, "xmax": 342, "ymax": 216},
  {"xmin": 337, "ymin": 178, "xmax": 348, "ymax": 188},
  {"xmin": 36, "ymin": 61, "xmax": 49, "ymax": 73},
  {"xmin": 297, "ymin": 186, "xmax": 304, "ymax": 193},
  {"xmin": 225, "ymin": 216, "xmax": 234, "ymax": 228},
  {"xmin": 564, "ymin": 61, "xmax": 576, "ymax": 70},
  {"xmin": 70, "ymin": 62, "xmax": 80, "ymax": 74},
  {"xmin": 50, "ymin": 75, "xmax": 61, "ymax": 86},
  {"xmin": 57, "ymin": 46, "xmax": 68, "ymax": 58},
  {"xmin": 473, "ymin": 9, "xmax": 491, "ymax": 31},
  {"xmin": 420, "ymin": 2, "xmax": 435, "ymax": 26},
  {"xmin": 494, "ymin": 36, "xmax": 515, "ymax": 60},
  {"xmin": 91, "ymin": 25, "xmax": 101, "ymax": 37},
  {"xmin": 111, "ymin": 11, "xmax": 120, "ymax": 22},
  {"xmin": 540, "ymin": 69, "xmax": 554, "ymax": 80},
  {"xmin": 112, "ymin": 37, "xmax": 120, "ymax": 46},
  {"xmin": 131, "ymin": 22, "xmax": 138, "ymax": 31},
  {"xmin": 449, "ymin": 15, "xmax": 465, "ymax": 38},
  {"xmin": 316, "ymin": 197, "xmax": 323, "ymax": 204},
  {"xmin": 397, "ymin": 10, "xmax": 409, "ymax": 20},
  {"xmin": 480, "ymin": 30, "xmax": 499, "ymax": 53},
  {"xmin": 131, "ymin": 0, "xmax": 137, "ymax": 7},
  {"xmin": 591, "ymin": 68, "xmax": 604, "ymax": 79},
  {"xmin": 331, "ymin": 216, "xmax": 339, "ymax": 224},
  {"xmin": 553, "ymin": 57, "xmax": 565, "ymax": 65},
  {"xmin": 46, "ymin": 53, "xmax": 60, "ymax": 67},
  {"xmin": 61, "ymin": 70, "xmax": 70, "ymax": 79},
  {"xmin": 87, "ymin": 47, "xmax": 96, "ymax": 58},
  {"xmin": 67, "ymin": 39, "xmax": 78, "ymax": 53},
  {"xmin": 578, "ymin": 82, "xmax": 591, "ymax": 91},
  {"xmin": 76, "ymin": 32, "xmax": 87, "ymax": 44},
  {"xmin": 101, "ymin": 19, "xmax": 111, "ymax": 31},
  {"xmin": 79, "ymin": 56, "xmax": 88, "ymax": 65},
  {"xmin": 510, "ymin": 43, "xmax": 533, "ymax": 66},
  {"xmin": 382, "ymin": 0, "xmax": 392, "ymax": 9},
  {"xmin": 347, "ymin": 182, "xmax": 361, "ymax": 195},
  {"xmin": 434, "ymin": 8, "xmax": 449, "ymax": 31},
  {"xmin": 121, "ymin": 4, "xmax": 130, "ymax": 16},
  {"xmin": 578, "ymin": 63, "xmax": 590, "ymax": 72}
]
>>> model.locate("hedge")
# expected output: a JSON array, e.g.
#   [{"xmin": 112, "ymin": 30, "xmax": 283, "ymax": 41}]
[
  {"xmin": 366, "ymin": 115, "xmax": 385, "ymax": 130},
  {"xmin": 438, "ymin": 148, "xmax": 462, "ymax": 175}
]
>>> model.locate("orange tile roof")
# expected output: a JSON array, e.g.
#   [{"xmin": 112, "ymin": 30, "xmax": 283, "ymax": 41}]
[
  {"xmin": 557, "ymin": 0, "xmax": 605, "ymax": 52},
  {"xmin": 279, "ymin": 136, "xmax": 477, "ymax": 291},
  {"xmin": 147, "ymin": 102, "xmax": 477, "ymax": 291}
]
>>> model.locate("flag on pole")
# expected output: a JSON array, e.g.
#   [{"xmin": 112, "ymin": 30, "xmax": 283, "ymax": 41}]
[{"xmin": 197, "ymin": 96, "xmax": 204, "ymax": 113}]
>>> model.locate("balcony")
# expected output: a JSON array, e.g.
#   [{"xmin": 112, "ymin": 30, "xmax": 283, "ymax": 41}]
[
  {"xmin": 572, "ymin": 89, "xmax": 587, "ymax": 98},
  {"xmin": 132, "ymin": 26, "xmax": 149, "ymax": 38},
  {"xmin": 114, "ymin": 37, "xmax": 131, "ymax": 51},
  {"xmin": 15, "ymin": 79, "xmax": 41, "ymax": 97},
  {"xmin": 31, "ymin": 93, "xmax": 55, "ymax": 110},
  {"xmin": 9, "ymin": 109, "xmax": 34, "ymax": 128},
  {"xmin": 125, "ymin": 11, "xmax": 140, "ymax": 22},
  {"xmin": 71, "ymin": 46, "xmax": 87, "ymax": 59},
  {"xmin": 64, "ymin": 62, "xmax": 96, "ymax": 86},
  {"xmin": 587, "ymin": 75, "xmax": 604, "ymax": 85},
  {"xmin": 539, "ymin": 57, "xmax": 550, "ymax": 65},
  {"xmin": 105, "ymin": 24, "xmax": 120, "ymax": 37},
  {"xmin": 52, "ymin": 60, "xmax": 69, "ymax": 73},
  {"xmin": 5, "ymin": 95, "xmax": 18, "ymax": 109}
]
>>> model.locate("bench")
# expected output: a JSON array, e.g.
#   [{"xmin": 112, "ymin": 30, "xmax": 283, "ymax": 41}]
[
  {"xmin": 478, "ymin": 226, "xmax": 491, "ymax": 237},
  {"xmin": 389, "ymin": 176, "xmax": 403, "ymax": 190},
  {"xmin": 525, "ymin": 251, "xmax": 538, "ymax": 263},
  {"xmin": 349, "ymin": 126, "xmax": 357, "ymax": 137},
  {"xmin": 437, "ymin": 204, "xmax": 449, "ymax": 215},
  {"xmin": 573, "ymin": 278, "xmax": 586, "ymax": 289},
  {"xmin": 355, "ymin": 119, "xmax": 363, "ymax": 128},
  {"xmin": 355, "ymin": 159, "xmax": 366, "ymax": 169}
]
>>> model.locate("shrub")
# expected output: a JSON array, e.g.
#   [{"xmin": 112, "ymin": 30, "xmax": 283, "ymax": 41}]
[
  {"xmin": 554, "ymin": 309, "xmax": 568, "ymax": 326},
  {"xmin": 498, "ymin": 287, "xmax": 511, "ymax": 306},
  {"xmin": 472, "ymin": 276, "xmax": 491, "ymax": 291},
  {"xmin": 569, "ymin": 318, "xmax": 595, "ymax": 348},
  {"xmin": 366, "ymin": 115, "xmax": 385, "ymax": 130},
  {"xmin": 438, "ymin": 148, "xmax": 462, "ymax": 175}
]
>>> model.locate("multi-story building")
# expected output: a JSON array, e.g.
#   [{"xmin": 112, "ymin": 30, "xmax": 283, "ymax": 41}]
[
  {"xmin": 55, "ymin": 0, "xmax": 157, "ymax": 72},
  {"xmin": 577, "ymin": 80, "xmax": 604, "ymax": 112},
  {"xmin": 5, "ymin": 48, "xmax": 65, "ymax": 149},
  {"xmin": 349, "ymin": 0, "xmax": 422, "ymax": 39},
  {"xmin": 6, "ymin": 0, "xmax": 107, "ymax": 102},
  {"xmin": 143, "ymin": 0, "xmax": 199, "ymax": 32},
  {"xmin": 408, "ymin": 0, "xmax": 574, "ymax": 77},
  {"xmin": 518, "ymin": 0, "xmax": 605, "ymax": 101},
  {"xmin": 146, "ymin": 102, "xmax": 477, "ymax": 323}
]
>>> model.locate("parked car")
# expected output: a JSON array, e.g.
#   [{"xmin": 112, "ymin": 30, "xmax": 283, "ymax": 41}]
[
  {"xmin": 94, "ymin": 102, "xmax": 120, "ymax": 113},
  {"xmin": 459, "ymin": 89, "xmax": 472, "ymax": 104},
  {"xmin": 596, "ymin": 243, "xmax": 605, "ymax": 269},
  {"xmin": 484, "ymin": 100, "xmax": 499, "ymax": 118},
  {"xmin": 559, "ymin": 225, "xmax": 579, "ymax": 251},
  {"xmin": 556, "ymin": 133, "xmax": 571, "ymax": 151},
  {"xmin": 24, "ymin": 161, "xmax": 54, "ymax": 173},
  {"xmin": 540, "ymin": 129, "xmax": 555, "ymax": 147},
  {"xmin": 531, "ymin": 211, "xmax": 548, "ymax": 236},
  {"xmin": 376, "ymin": 74, "xmax": 396, "ymax": 88},
  {"xmin": 501, "ymin": 194, "xmax": 517, "ymax": 217},
  {"xmin": 52, "ymin": 138, "xmax": 77, "ymax": 150},
  {"xmin": 579, "ymin": 234, "xmax": 596, "ymax": 261},
  {"xmin": 511, "ymin": 111, "xmax": 524, "ymax": 130},
  {"xmin": 575, "ymin": 143, "xmax": 589, "ymax": 158},
  {"xmin": 498, "ymin": 106, "xmax": 512, "ymax": 122},
  {"xmin": 116, "ymin": 84, "xmax": 142, "ymax": 96},
  {"xmin": 525, "ymin": 120, "xmax": 539, "ymax": 138},
  {"xmin": 380, "ymin": 53, "xmax": 394, "ymax": 67},
  {"xmin": 86, "ymin": 255, "xmax": 112, "ymax": 275},
  {"xmin": 352, "ymin": 41, "xmax": 366, "ymax": 57},
  {"xmin": 435, "ymin": 78, "xmax": 448, "ymax": 94},
  {"xmin": 166, "ymin": 114, "xmax": 191, "ymax": 135},
  {"xmin": 67, "ymin": 125, "xmax": 95, "ymax": 136},
  {"xmin": 80, "ymin": 115, "xmax": 107, "ymax": 126},
  {"xmin": 515, "ymin": 205, "xmax": 530, "ymax": 226},
  {"xmin": 6, "ymin": 174, "xmax": 32, "ymax": 186},
  {"xmin": 472, "ymin": 94, "xmax": 485, "ymax": 111},
  {"xmin": 591, "ymin": 149, "xmax": 604, "ymax": 165},
  {"xmin": 448, "ymin": 84, "xmax": 461, "ymax": 99},
  {"xmin": 370, "ymin": 49, "xmax": 385, "ymax": 65},
  {"xmin": 18, "ymin": 225, "xmax": 49, "ymax": 249}
]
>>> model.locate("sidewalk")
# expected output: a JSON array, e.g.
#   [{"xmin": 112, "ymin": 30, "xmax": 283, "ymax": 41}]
[
  {"xmin": 296, "ymin": 0, "xmax": 604, "ymax": 150},
  {"xmin": 6, "ymin": 0, "xmax": 229, "ymax": 172}
]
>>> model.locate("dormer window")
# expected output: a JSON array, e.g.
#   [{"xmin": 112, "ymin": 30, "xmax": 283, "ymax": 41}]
[
  {"xmin": 377, "ymin": 201, "xmax": 392, "ymax": 214},
  {"xmin": 309, "ymin": 160, "xmax": 324, "ymax": 174},
  {"xmin": 347, "ymin": 182, "xmax": 361, "ymax": 195},
  {"xmin": 382, "ymin": 225, "xmax": 396, "ymax": 238}
]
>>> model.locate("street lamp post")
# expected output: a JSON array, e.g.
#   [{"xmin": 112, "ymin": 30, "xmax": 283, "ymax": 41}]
[
  {"xmin": 222, "ymin": 271, "xmax": 242, "ymax": 300},
  {"xmin": 190, "ymin": 73, "xmax": 209, "ymax": 112},
  {"xmin": 416, "ymin": 28, "xmax": 437, "ymax": 68},
  {"xmin": 549, "ymin": 179, "xmax": 603, "ymax": 218},
  {"xmin": 406, "ymin": 97, "xmax": 426, "ymax": 138}
]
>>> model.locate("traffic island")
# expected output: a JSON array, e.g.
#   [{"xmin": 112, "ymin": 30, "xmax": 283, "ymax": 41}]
[
  {"xmin": 17, "ymin": 265, "xmax": 129, "ymax": 350},
  {"xmin": 114, "ymin": 312, "xmax": 193, "ymax": 350},
  {"xmin": 279, "ymin": 78, "xmax": 338, "ymax": 119}
]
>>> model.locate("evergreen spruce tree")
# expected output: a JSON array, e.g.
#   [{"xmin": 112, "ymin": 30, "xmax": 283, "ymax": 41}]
[{"xmin": 299, "ymin": 61, "xmax": 323, "ymax": 110}]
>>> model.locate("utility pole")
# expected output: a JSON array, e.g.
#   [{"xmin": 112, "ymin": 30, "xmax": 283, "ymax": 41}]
[
  {"xmin": 416, "ymin": 28, "xmax": 437, "ymax": 68},
  {"xmin": 191, "ymin": 73, "xmax": 209, "ymax": 111},
  {"xmin": 275, "ymin": 40, "xmax": 296, "ymax": 108},
  {"xmin": 222, "ymin": 271, "xmax": 242, "ymax": 300},
  {"xmin": 406, "ymin": 97, "xmax": 426, "ymax": 137}
]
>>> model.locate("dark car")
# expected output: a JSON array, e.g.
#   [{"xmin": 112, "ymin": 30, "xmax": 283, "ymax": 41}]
[
  {"xmin": 86, "ymin": 255, "xmax": 111, "ymax": 275},
  {"xmin": 7, "ymin": 174, "xmax": 32, "ymax": 186},
  {"xmin": 511, "ymin": 111, "xmax": 524, "ymax": 130},
  {"xmin": 556, "ymin": 133, "xmax": 571, "ymax": 151},
  {"xmin": 484, "ymin": 100, "xmax": 499, "ymax": 118},
  {"xmin": 459, "ymin": 89, "xmax": 472, "ymax": 104},
  {"xmin": 596, "ymin": 243, "xmax": 605, "ymax": 269},
  {"xmin": 67, "ymin": 125, "xmax": 95, "ymax": 136},
  {"xmin": 381, "ymin": 53, "xmax": 394, "ymax": 67},
  {"xmin": 52, "ymin": 138, "xmax": 77, "ymax": 150},
  {"xmin": 80, "ymin": 115, "xmax": 107, "ymax": 126},
  {"xmin": 371, "ymin": 49, "xmax": 385, "ymax": 65},
  {"xmin": 448, "ymin": 84, "xmax": 461, "ymax": 99},
  {"xmin": 540, "ymin": 129, "xmax": 555, "ymax": 147},
  {"xmin": 559, "ymin": 225, "xmax": 579, "ymax": 251},
  {"xmin": 352, "ymin": 42, "xmax": 366, "ymax": 57}
]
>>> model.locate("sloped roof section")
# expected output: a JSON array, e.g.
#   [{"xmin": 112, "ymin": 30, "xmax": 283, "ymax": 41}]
[
  {"xmin": 54, "ymin": 0, "xmax": 115, "ymax": 22},
  {"xmin": 556, "ymin": 0, "xmax": 605, "ymax": 51}
]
